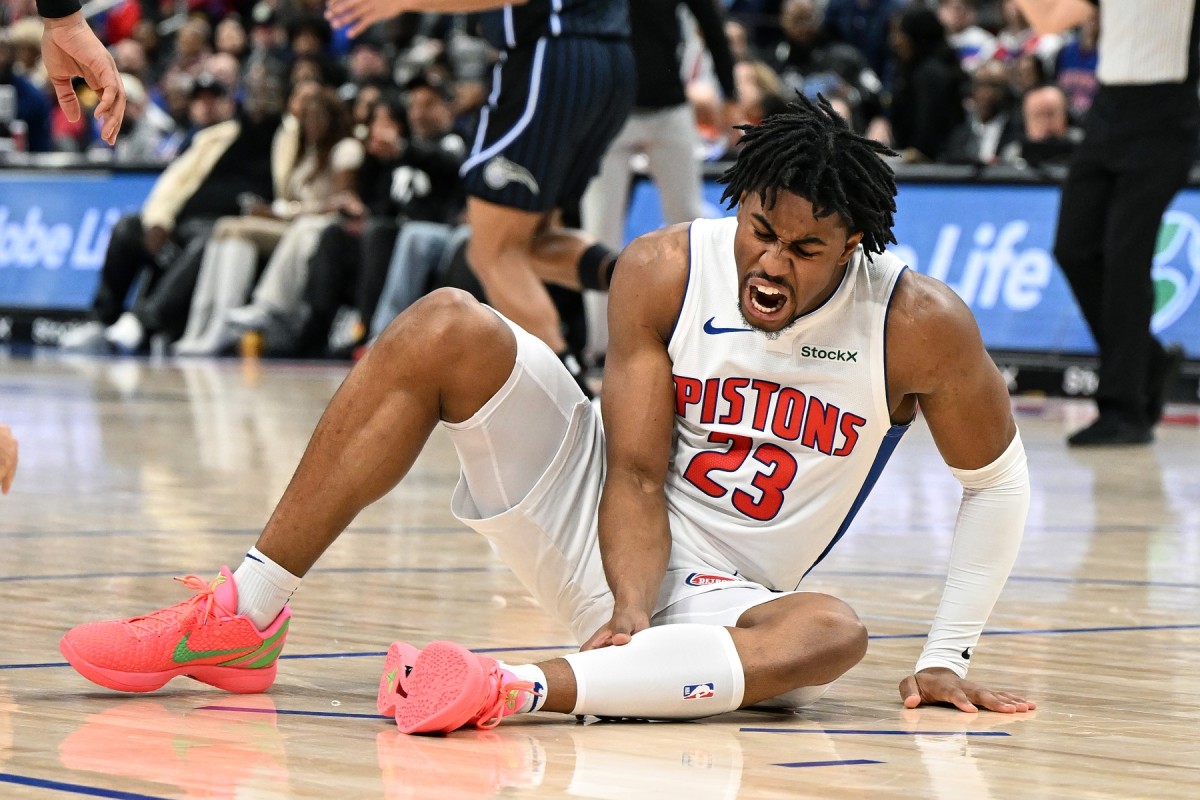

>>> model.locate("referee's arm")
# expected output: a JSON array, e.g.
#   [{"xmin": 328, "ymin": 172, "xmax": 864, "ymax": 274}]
[
  {"xmin": 1014, "ymin": 0, "xmax": 1097, "ymax": 34},
  {"xmin": 35, "ymin": 0, "xmax": 126, "ymax": 145}
]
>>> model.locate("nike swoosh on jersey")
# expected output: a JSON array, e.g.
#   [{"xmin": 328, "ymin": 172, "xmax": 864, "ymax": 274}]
[
  {"xmin": 703, "ymin": 317, "xmax": 752, "ymax": 335},
  {"xmin": 172, "ymin": 634, "xmax": 255, "ymax": 664}
]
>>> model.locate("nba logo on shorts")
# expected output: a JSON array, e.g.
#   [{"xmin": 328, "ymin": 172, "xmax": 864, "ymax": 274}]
[{"xmin": 683, "ymin": 682, "xmax": 716, "ymax": 700}]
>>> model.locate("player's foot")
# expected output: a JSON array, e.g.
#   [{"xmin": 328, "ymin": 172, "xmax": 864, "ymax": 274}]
[
  {"xmin": 59, "ymin": 566, "xmax": 290, "ymax": 693},
  {"xmin": 377, "ymin": 640, "xmax": 422, "ymax": 716},
  {"xmin": 394, "ymin": 641, "xmax": 540, "ymax": 735}
]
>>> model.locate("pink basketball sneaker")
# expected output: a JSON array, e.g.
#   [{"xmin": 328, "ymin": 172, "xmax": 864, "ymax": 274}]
[
  {"xmin": 377, "ymin": 640, "xmax": 422, "ymax": 716},
  {"xmin": 59, "ymin": 567, "xmax": 290, "ymax": 693},
  {"xmin": 393, "ymin": 641, "xmax": 541, "ymax": 735}
]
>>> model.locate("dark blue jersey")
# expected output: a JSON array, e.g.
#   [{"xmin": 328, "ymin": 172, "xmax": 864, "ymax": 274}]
[{"xmin": 476, "ymin": 0, "xmax": 629, "ymax": 50}]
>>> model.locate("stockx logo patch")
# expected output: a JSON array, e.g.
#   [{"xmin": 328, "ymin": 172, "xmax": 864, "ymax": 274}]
[
  {"xmin": 1152, "ymin": 211, "xmax": 1200, "ymax": 333},
  {"xmin": 799, "ymin": 344, "xmax": 858, "ymax": 363}
]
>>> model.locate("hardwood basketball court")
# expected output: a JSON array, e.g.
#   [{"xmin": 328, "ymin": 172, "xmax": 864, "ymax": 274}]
[{"xmin": 1, "ymin": 354, "xmax": 1197, "ymax": 798}]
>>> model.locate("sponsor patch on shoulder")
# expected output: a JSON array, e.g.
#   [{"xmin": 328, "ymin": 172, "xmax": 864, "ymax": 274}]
[{"xmin": 685, "ymin": 572, "xmax": 734, "ymax": 587}]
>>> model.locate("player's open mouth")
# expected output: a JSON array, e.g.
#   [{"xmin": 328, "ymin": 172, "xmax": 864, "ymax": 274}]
[{"xmin": 744, "ymin": 278, "xmax": 791, "ymax": 322}]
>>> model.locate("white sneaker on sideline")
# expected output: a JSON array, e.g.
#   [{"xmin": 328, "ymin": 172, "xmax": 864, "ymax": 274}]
[
  {"xmin": 104, "ymin": 312, "xmax": 146, "ymax": 354},
  {"xmin": 59, "ymin": 321, "xmax": 109, "ymax": 353},
  {"xmin": 227, "ymin": 305, "xmax": 272, "ymax": 332}
]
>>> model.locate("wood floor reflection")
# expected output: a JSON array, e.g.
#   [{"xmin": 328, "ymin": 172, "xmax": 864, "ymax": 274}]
[{"xmin": 1, "ymin": 354, "xmax": 1198, "ymax": 799}]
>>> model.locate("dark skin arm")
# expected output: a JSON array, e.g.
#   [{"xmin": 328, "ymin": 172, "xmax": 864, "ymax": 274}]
[
  {"xmin": 886, "ymin": 270, "xmax": 1034, "ymax": 713},
  {"xmin": 581, "ymin": 226, "xmax": 690, "ymax": 650}
]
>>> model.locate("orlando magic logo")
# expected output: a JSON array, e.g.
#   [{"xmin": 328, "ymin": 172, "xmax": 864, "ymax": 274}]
[{"xmin": 483, "ymin": 156, "xmax": 540, "ymax": 195}]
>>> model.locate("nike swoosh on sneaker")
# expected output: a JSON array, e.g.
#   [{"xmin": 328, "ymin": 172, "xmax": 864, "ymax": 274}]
[
  {"xmin": 173, "ymin": 634, "xmax": 256, "ymax": 664},
  {"xmin": 703, "ymin": 317, "xmax": 751, "ymax": 335},
  {"xmin": 386, "ymin": 668, "xmax": 399, "ymax": 694}
]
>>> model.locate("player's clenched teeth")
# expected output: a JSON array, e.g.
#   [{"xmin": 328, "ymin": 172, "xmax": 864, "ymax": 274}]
[{"xmin": 748, "ymin": 283, "xmax": 788, "ymax": 315}]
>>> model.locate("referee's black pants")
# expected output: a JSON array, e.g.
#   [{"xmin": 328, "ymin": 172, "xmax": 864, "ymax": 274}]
[{"xmin": 1053, "ymin": 104, "xmax": 1196, "ymax": 425}]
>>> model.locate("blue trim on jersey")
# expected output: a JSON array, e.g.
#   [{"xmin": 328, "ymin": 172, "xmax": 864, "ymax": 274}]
[
  {"xmin": 669, "ymin": 221, "xmax": 696, "ymax": 344},
  {"xmin": 504, "ymin": 5, "xmax": 516, "ymax": 48},
  {"xmin": 460, "ymin": 39, "xmax": 547, "ymax": 175},
  {"xmin": 800, "ymin": 422, "xmax": 910, "ymax": 581},
  {"xmin": 884, "ymin": 266, "xmax": 910, "ymax": 421}
]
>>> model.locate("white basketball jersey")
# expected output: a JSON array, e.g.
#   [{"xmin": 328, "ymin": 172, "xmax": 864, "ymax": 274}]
[{"xmin": 664, "ymin": 217, "xmax": 910, "ymax": 591}]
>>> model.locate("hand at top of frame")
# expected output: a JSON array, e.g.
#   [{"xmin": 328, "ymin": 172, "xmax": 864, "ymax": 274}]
[
  {"xmin": 41, "ymin": 11, "xmax": 126, "ymax": 145},
  {"xmin": 900, "ymin": 667, "xmax": 1037, "ymax": 713},
  {"xmin": 325, "ymin": 0, "xmax": 415, "ymax": 38}
]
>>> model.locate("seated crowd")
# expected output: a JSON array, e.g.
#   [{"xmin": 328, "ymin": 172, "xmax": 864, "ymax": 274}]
[{"xmin": 0, "ymin": 0, "xmax": 1105, "ymax": 358}]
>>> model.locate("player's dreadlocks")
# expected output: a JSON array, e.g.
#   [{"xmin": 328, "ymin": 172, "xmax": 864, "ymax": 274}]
[{"xmin": 719, "ymin": 95, "xmax": 898, "ymax": 255}]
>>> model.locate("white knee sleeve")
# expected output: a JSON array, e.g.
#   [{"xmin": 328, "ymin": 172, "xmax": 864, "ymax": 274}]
[{"xmin": 562, "ymin": 624, "xmax": 746, "ymax": 720}]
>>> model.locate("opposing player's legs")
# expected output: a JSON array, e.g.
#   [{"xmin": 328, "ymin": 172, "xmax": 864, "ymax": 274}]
[
  {"xmin": 465, "ymin": 200, "xmax": 588, "ymax": 353},
  {"xmin": 60, "ymin": 290, "xmax": 523, "ymax": 692},
  {"xmin": 389, "ymin": 590, "xmax": 867, "ymax": 733}
]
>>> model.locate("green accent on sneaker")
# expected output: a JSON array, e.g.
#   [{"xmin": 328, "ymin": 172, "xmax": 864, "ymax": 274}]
[
  {"xmin": 505, "ymin": 689, "xmax": 521, "ymax": 711},
  {"xmin": 218, "ymin": 619, "xmax": 290, "ymax": 667},
  {"xmin": 386, "ymin": 668, "xmax": 398, "ymax": 694},
  {"xmin": 173, "ymin": 635, "xmax": 257, "ymax": 665},
  {"xmin": 246, "ymin": 640, "xmax": 286, "ymax": 669}
]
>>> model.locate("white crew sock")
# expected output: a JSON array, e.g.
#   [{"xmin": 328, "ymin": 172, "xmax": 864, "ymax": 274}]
[
  {"xmin": 232, "ymin": 547, "xmax": 302, "ymax": 630},
  {"xmin": 561, "ymin": 624, "xmax": 745, "ymax": 719},
  {"xmin": 497, "ymin": 662, "xmax": 549, "ymax": 713}
]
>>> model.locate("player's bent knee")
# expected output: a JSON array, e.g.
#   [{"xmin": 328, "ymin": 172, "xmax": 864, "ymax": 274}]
[
  {"xmin": 819, "ymin": 608, "xmax": 869, "ymax": 668},
  {"xmin": 375, "ymin": 289, "xmax": 491, "ymax": 356}
]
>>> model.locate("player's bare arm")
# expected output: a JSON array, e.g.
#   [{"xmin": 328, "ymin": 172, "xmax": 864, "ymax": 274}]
[
  {"xmin": 326, "ymin": 0, "xmax": 527, "ymax": 37},
  {"xmin": 1013, "ymin": 0, "xmax": 1097, "ymax": 35},
  {"xmin": 886, "ymin": 271, "xmax": 1036, "ymax": 713},
  {"xmin": 886, "ymin": 272, "xmax": 1016, "ymax": 468},
  {"xmin": 581, "ymin": 226, "xmax": 690, "ymax": 651}
]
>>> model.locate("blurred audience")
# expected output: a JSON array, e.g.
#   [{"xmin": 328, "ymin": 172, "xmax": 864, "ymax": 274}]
[
  {"xmin": 943, "ymin": 58, "xmax": 1019, "ymax": 165},
  {"xmin": 11, "ymin": 0, "xmax": 1199, "ymax": 364},
  {"xmin": 296, "ymin": 87, "xmax": 466, "ymax": 357},
  {"xmin": 822, "ymin": 0, "xmax": 908, "ymax": 83},
  {"xmin": 886, "ymin": 6, "xmax": 967, "ymax": 163},
  {"xmin": 1054, "ymin": 12, "xmax": 1099, "ymax": 119},
  {"xmin": 0, "ymin": 25, "xmax": 52, "ymax": 152},
  {"xmin": 938, "ymin": 0, "xmax": 997, "ymax": 73},
  {"xmin": 770, "ymin": 0, "xmax": 883, "ymax": 133},
  {"xmin": 173, "ymin": 85, "xmax": 360, "ymax": 356},
  {"xmin": 59, "ymin": 72, "xmax": 285, "ymax": 355},
  {"xmin": 1006, "ymin": 83, "xmax": 1079, "ymax": 168}
]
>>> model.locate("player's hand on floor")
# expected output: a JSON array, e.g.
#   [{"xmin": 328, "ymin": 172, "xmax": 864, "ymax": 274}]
[
  {"xmin": 325, "ymin": 0, "xmax": 413, "ymax": 38},
  {"xmin": 899, "ymin": 667, "xmax": 1036, "ymax": 713},
  {"xmin": 580, "ymin": 607, "xmax": 650, "ymax": 651}
]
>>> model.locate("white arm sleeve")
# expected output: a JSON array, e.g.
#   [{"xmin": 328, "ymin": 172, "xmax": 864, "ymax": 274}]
[{"xmin": 915, "ymin": 430, "xmax": 1030, "ymax": 677}]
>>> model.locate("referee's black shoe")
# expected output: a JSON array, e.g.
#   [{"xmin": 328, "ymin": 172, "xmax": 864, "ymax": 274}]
[{"xmin": 1067, "ymin": 414, "xmax": 1153, "ymax": 447}]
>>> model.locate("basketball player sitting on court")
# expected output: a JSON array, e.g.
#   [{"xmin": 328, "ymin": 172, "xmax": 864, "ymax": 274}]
[{"xmin": 60, "ymin": 97, "xmax": 1036, "ymax": 731}]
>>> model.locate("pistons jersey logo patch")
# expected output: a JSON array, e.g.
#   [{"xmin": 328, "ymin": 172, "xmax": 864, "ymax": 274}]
[
  {"xmin": 685, "ymin": 572, "xmax": 734, "ymax": 587},
  {"xmin": 683, "ymin": 683, "xmax": 716, "ymax": 700}
]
